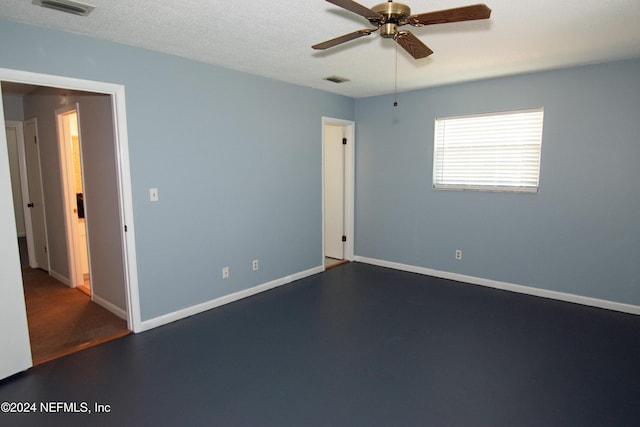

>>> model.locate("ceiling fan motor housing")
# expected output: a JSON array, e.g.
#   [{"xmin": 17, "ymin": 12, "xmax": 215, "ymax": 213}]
[{"xmin": 371, "ymin": 1, "xmax": 411, "ymax": 38}]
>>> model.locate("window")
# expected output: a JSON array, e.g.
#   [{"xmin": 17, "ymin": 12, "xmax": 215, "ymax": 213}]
[{"xmin": 433, "ymin": 108, "xmax": 544, "ymax": 192}]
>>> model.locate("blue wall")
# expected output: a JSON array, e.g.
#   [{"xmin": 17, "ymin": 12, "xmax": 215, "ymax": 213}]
[
  {"xmin": 0, "ymin": 18, "xmax": 354, "ymax": 320},
  {"xmin": 2, "ymin": 16, "xmax": 639, "ymax": 319},
  {"xmin": 355, "ymin": 58, "xmax": 640, "ymax": 306}
]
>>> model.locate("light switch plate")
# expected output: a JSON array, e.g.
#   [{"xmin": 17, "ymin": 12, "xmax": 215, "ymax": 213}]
[{"xmin": 149, "ymin": 188, "xmax": 158, "ymax": 202}]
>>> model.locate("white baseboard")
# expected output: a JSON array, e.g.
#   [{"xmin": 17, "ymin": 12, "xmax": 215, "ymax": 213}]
[
  {"xmin": 354, "ymin": 256, "xmax": 640, "ymax": 316},
  {"xmin": 139, "ymin": 265, "xmax": 324, "ymax": 332},
  {"xmin": 92, "ymin": 293, "xmax": 127, "ymax": 320},
  {"xmin": 45, "ymin": 269, "xmax": 128, "ymax": 320},
  {"xmin": 49, "ymin": 269, "xmax": 70, "ymax": 287}
]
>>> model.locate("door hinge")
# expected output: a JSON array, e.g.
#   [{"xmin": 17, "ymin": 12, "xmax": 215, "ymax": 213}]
[
  {"xmin": 342, "ymin": 137, "xmax": 347, "ymax": 145},
  {"xmin": 34, "ymin": 136, "xmax": 38, "ymax": 144},
  {"xmin": 124, "ymin": 225, "xmax": 128, "ymax": 232},
  {"xmin": 342, "ymin": 235, "xmax": 347, "ymax": 242},
  {"xmin": 27, "ymin": 202, "xmax": 35, "ymax": 208}
]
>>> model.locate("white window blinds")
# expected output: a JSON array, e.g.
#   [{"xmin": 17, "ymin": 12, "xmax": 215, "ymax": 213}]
[{"xmin": 433, "ymin": 108, "xmax": 544, "ymax": 192}]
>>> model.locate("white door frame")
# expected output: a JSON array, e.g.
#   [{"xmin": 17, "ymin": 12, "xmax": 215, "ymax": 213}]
[
  {"xmin": 22, "ymin": 117, "xmax": 50, "ymax": 270},
  {"xmin": 322, "ymin": 117, "xmax": 355, "ymax": 267},
  {"xmin": 56, "ymin": 103, "xmax": 87, "ymax": 289},
  {"xmin": 6, "ymin": 119, "xmax": 45, "ymax": 269},
  {"xmin": 0, "ymin": 98, "xmax": 32, "ymax": 378},
  {"xmin": 4, "ymin": 120, "xmax": 27, "ymax": 237},
  {"xmin": 0, "ymin": 68, "xmax": 142, "ymax": 334}
]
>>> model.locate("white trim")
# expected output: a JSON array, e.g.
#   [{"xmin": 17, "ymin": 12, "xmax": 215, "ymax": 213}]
[
  {"xmin": 55, "ymin": 103, "xmax": 83, "ymax": 288},
  {"xmin": 23, "ymin": 117, "xmax": 51, "ymax": 271},
  {"xmin": 433, "ymin": 184, "xmax": 539, "ymax": 193},
  {"xmin": 4, "ymin": 121, "xmax": 26, "ymax": 236},
  {"xmin": 140, "ymin": 265, "xmax": 324, "ymax": 332},
  {"xmin": 93, "ymin": 293, "xmax": 127, "ymax": 320},
  {"xmin": 0, "ymin": 98, "xmax": 33, "ymax": 378},
  {"xmin": 354, "ymin": 256, "xmax": 640, "ymax": 316},
  {"xmin": 49, "ymin": 268, "xmax": 70, "ymax": 287},
  {"xmin": 321, "ymin": 117, "xmax": 355, "ymax": 267},
  {"xmin": 0, "ymin": 67, "xmax": 142, "ymax": 333},
  {"xmin": 110, "ymin": 84, "xmax": 141, "ymax": 332},
  {"xmin": 17, "ymin": 118, "xmax": 36, "ymax": 268}
]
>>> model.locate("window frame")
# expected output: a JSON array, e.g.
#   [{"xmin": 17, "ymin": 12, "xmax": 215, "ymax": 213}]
[{"xmin": 432, "ymin": 108, "xmax": 544, "ymax": 193}]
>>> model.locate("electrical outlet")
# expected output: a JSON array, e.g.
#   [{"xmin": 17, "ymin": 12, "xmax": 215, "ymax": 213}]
[
  {"xmin": 222, "ymin": 266, "xmax": 229, "ymax": 279},
  {"xmin": 455, "ymin": 250, "xmax": 462, "ymax": 260},
  {"xmin": 252, "ymin": 259, "xmax": 259, "ymax": 271}
]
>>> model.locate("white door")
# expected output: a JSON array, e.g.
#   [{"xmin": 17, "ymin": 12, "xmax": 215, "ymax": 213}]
[
  {"xmin": 4, "ymin": 122, "xmax": 26, "ymax": 237},
  {"xmin": 0, "ymin": 116, "xmax": 33, "ymax": 379},
  {"xmin": 324, "ymin": 124, "xmax": 345, "ymax": 260},
  {"xmin": 23, "ymin": 118, "xmax": 49, "ymax": 270},
  {"xmin": 57, "ymin": 106, "xmax": 90, "ymax": 288},
  {"xmin": 77, "ymin": 92, "xmax": 130, "ymax": 317}
]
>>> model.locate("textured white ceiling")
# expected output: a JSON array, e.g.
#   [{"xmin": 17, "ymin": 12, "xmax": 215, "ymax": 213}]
[{"xmin": 1, "ymin": 0, "xmax": 639, "ymax": 98}]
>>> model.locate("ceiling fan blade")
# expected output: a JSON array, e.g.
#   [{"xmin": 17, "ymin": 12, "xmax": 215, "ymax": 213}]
[
  {"xmin": 325, "ymin": 0, "xmax": 382, "ymax": 21},
  {"xmin": 312, "ymin": 29, "xmax": 375, "ymax": 50},
  {"xmin": 396, "ymin": 31, "xmax": 433, "ymax": 59},
  {"xmin": 409, "ymin": 4, "xmax": 491, "ymax": 26}
]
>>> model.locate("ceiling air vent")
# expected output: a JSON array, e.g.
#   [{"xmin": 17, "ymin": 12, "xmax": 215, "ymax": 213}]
[
  {"xmin": 33, "ymin": 0, "xmax": 95, "ymax": 16},
  {"xmin": 324, "ymin": 76, "xmax": 350, "ymax": 84}
]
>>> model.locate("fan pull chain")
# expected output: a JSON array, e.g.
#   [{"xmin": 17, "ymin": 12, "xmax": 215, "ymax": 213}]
[{"xmin": 394, "ymin": 38, "xmax": 398, "ymax": 107}]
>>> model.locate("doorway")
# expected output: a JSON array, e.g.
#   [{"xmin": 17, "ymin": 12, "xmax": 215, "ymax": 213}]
[
  {"xmin": 56, "ymin": 105, "xmax": 91, "ymax": 294},
  {"xmin": 4, "ymin": 91, "xmax": 129, "ymax": 364},
  {"xmin": 0, "ymin": 69, "xmax": 141, "ymax": 379},
  {"xmin": 322, "ymin": 117, "xmax": 355, "ymax": 269}
]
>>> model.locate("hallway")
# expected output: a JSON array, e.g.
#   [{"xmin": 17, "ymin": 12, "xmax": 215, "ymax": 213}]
[{"xmin": 19, "ymin": 238, "xmax": 130, "ymax": 365}]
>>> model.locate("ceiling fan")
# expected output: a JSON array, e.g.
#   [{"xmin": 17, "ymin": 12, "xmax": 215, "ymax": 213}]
[{"xmin": 312, "ymin": 0, "xmax": 491, "ymax": 59}]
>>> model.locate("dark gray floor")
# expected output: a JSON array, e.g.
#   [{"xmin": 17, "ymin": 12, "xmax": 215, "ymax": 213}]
[{"xmin": 2, "ymin": 262, "xmax": 640, "ymax": 426}]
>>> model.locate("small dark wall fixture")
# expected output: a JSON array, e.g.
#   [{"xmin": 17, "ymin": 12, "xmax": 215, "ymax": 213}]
[{"xmin": 76, "ymin": 193, "xmax": 85, "ymax": 219}]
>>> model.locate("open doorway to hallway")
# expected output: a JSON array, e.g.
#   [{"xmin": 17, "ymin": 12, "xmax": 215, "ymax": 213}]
[
  {"xmin": 3, "ymin": 81, "xmax": 132, "ymax": 365},
  {"xmin": 18, "ymin": 238, "xmax": 129, "ymax": 365}
]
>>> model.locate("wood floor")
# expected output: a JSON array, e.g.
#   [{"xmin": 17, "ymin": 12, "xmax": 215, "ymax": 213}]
[
  {"xmin": 2, "ymin": 262, "xmax": 639, "ymax": 426},
  {"xmin": 325, "ymin": 256, "xmax": 348, "ymax": 269},
  {"xmin": 18, "ymin": 238, "xmax": 130, "ymax": 365}
]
